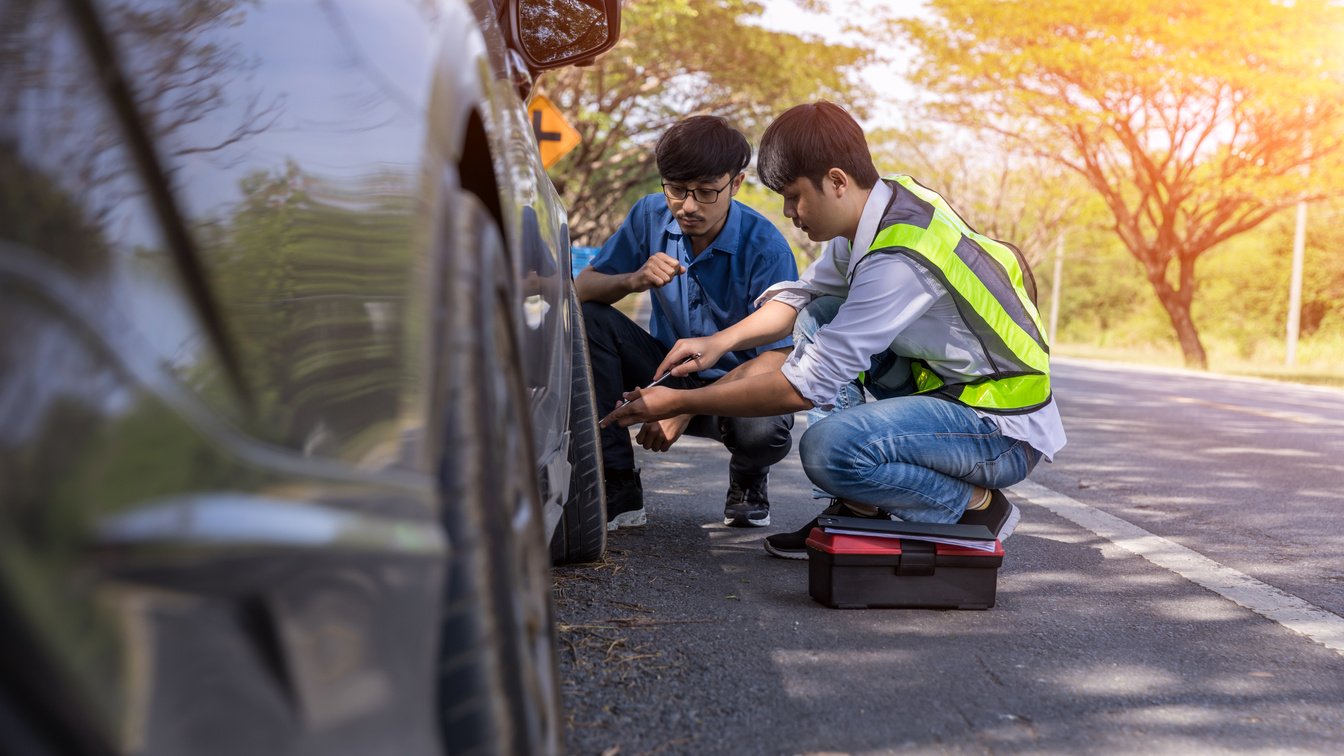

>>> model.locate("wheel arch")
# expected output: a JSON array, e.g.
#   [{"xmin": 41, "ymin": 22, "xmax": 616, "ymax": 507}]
[{"xmin": 458, "ymin": 108, "xmax": 507, "ymax": 236}]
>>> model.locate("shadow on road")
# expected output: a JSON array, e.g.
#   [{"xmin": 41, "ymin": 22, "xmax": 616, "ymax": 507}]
[{"xmin": 554, "ymin": 410, "xmax": 1344, "ymax": 754}]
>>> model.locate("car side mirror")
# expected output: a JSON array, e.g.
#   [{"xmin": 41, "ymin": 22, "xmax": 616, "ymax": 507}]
[{"xmin": 511, "ymin": 0, "xmax": 621, "ymax": 71}]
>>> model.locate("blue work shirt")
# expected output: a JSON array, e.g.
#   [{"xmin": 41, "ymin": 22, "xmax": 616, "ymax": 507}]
[{"xmin": 591, "ymin": 193, "xmax": 798, "ymax": 379}]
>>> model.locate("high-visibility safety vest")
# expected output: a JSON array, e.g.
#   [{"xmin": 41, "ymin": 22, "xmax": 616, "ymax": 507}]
[{"xmin": 857, "ymin": 176, "xmax": 1051, "ymax": 414}]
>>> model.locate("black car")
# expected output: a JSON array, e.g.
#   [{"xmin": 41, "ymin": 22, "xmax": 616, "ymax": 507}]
[{"xmin": 0, "ymin": 0, "xmax": 616, "ymax": 753}]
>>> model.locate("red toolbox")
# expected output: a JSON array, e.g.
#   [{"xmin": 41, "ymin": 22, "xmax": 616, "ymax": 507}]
[{"xmin": 805, "ymin": 529, "xmax": 1004, "ymax": 610}]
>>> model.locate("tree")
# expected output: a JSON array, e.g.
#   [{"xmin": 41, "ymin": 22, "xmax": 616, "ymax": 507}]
[
  {"xmin": 1200, "ymin": 195, "xmax": 1344, "ymax": 350},
  {"xmin": 735, "ymin": 180, "xmax": 817, "ymax": 264},
  {"xmin": 867, "ymin": 127, "xmax": 1096, "ymax": 270},
  {"xmin": 540, "ymin": 0, "xmax": 870, "ymax": 245},
  {"xmin": 901, "ymin": 0, "xmax": 1344, "ymax": 368}
]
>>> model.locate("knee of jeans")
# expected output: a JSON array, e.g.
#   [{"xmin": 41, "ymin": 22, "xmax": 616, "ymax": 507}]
[
  {"xmin": 1025, "ymin": 445, "xmax": 1043, "ymax": 473},
  {"xmin": 798, "ymin": 417, "xmax": 850, "ymax": 489},
  {"xmin": 722, "ymin": 418, "xmax": 793, "ymax": 464},
  {"xmin": 793, "ymin": 296, "xmax": 842, "ymax": 343},
  {"xmin": 793, "ymin": 309, "xmax": 819, "ymax": 341}
]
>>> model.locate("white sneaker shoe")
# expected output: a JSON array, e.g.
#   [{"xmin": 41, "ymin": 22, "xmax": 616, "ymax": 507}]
[{"xmin": 607, "ymin": 507, "xmax": 646, "ymax": 531}]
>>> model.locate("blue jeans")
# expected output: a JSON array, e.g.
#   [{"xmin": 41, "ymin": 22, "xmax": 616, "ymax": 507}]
[{"xmin": 795, "ymin": 296, "xmax": 1040, "ymax": 523}]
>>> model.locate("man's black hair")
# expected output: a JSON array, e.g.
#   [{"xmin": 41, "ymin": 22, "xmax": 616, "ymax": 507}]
[
  {"xmin": 757, "ymin": 101, "xmax": 879, "ymax": 192},
  {"xmin": 655, "ymin": 115, "xmax": 752, "ymax": 183}
]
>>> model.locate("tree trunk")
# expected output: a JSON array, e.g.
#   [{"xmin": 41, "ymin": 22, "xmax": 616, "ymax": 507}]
[{"xmin": 1151, "ymin": 280, "xmax": 1209, "ymax": 370}]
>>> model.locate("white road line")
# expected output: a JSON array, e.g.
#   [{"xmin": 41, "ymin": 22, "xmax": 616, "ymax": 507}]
[{"xmin": 1014, "ymin": 480, "xmax": 1344, "ymax": 657}]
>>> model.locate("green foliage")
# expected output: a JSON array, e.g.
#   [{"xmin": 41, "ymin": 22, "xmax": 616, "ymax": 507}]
[
  {"xmin": 733, "ymin": 180, "xmax": 821, "ymax": 269},
  {"xmin": 900, "ymin": 0, "xmax": 1344, "ymax": 368},
  {"xmin": 1052, "ymin": 230, "xmax": 1164, "ymax": 345},
  {"xmin": 1057, "ymin": 195, "xmax": 1344, "ymax": 380},
  {"xmin": 1197, "ymin": 196, "xmax": 1344, "ymax": 351},
  {"xmin": 868, "ymin": 127, "xmax": 1105, "ymax": 269},
  {"xmin": 542, "ymin": 0, "xmax": 871, "ymax": 245}
]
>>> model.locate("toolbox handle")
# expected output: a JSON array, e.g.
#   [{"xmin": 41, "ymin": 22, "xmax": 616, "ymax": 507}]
[{"xmin": 896, "ymin": 539, "xmax": 936, "ymax": 576}]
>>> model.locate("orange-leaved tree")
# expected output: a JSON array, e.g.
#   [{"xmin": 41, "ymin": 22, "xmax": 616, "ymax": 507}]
[{"xmin": 902, "ymin": 0, "xmax": 1344, "ymax": 368}]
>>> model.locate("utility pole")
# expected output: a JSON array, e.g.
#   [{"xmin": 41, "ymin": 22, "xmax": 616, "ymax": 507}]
[
  {"xmin": 1286, "ymin": 110, "xmax": 1313, "ymax": 368},
  {"xmin": 1049, "ymin": 235, "xmax": 1064, "ymax": 341},
  {"xmin": 1285, "ymin": 200, "xmax": 1307, "ymax": 366}
]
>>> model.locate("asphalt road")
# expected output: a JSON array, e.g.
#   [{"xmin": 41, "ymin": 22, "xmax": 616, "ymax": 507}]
[{"xmin": 553, "ymin": 357, "xmax": 1344, "ymax": 755}]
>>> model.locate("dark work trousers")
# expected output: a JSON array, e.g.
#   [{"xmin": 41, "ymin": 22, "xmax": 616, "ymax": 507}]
[{"xmin": 582, "ymin": 301, "xmax": 794, "ymax": 482}]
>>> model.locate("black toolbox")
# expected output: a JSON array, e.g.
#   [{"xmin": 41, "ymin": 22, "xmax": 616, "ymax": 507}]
[{"xmin": 805, "ymin": 529, "xmax": 1004, "ymax": 610}]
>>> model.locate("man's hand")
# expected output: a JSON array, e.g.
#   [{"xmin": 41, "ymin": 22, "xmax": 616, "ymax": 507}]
[
  {"xmin": 599, "ymin": 386, "xmax": 682, "ymax": 429},
  {"xmin": 635, "ymin": 414, "xmax": 693, "ymax": 452},
  {"xmin": 654, "ymin": 334, "xmax": 728, "ymax": 381},
  {"xmin": 629, "ymin": 252, "xmax": 686, "ymax": 292}
]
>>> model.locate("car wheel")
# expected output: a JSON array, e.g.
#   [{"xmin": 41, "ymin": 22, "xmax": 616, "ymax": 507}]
[
  {"xmin": 437, "ymin": 191, "xmax": 562, "ymax": 755},
  {"xmin": 549, "ymin": 285, "xmax": 607, "ymax": 564}
]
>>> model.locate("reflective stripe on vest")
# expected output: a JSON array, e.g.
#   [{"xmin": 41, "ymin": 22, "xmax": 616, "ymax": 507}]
[{"xmin": 864, "ymin": 176, "xmax": 1051, "ymax": 413}]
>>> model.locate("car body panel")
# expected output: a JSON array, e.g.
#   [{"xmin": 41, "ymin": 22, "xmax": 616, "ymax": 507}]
[
  {"xmin": 470, "ymin": 0, "xmax": 576, "ymax": 517},
  {"xmin": 0, "ymin": 0, "xmax": 614, "ymax": 751}
]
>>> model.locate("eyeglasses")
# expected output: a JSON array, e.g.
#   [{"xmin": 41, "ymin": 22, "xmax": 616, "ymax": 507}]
[{"xmin": 661, "ymin": 177, "xmax": 734, "ymax": 204}]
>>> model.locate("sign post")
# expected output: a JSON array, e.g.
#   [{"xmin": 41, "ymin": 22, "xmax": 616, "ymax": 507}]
[{"xmin": 528, "ymin": 94, "xmax": 581, "ymax": 169}]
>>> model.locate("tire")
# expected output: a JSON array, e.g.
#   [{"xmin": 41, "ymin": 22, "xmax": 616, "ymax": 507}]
[
  {"xmin": 549, "ymin": 286, "xmax": 607, "ymax": 564},
  {"xmin": 0, "ymin": 599, "xmax": 111, "ymax": 756},
  {"xmin": 437, "ymin": 191, "xmax": 562, "ymax": 755}
]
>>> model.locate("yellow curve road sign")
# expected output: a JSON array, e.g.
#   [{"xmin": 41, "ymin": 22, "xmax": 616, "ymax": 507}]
[{"xmin": 529, "ymin": 94, "xmax": 581, "ymax": 169}]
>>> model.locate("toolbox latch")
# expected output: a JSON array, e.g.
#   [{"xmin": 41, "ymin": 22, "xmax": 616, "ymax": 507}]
[{"xmin": 896, "ymin": 540, "xmax": 936, "ymax": 576}]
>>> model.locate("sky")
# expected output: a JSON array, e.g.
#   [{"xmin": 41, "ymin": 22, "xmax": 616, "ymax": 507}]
[{"xmin": 752, "ymin": 0, "xmax": 932, "ymax": 128}]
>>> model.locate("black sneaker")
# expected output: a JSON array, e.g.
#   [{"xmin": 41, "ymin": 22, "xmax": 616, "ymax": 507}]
[
  {"xmin": 762, "ymin": 517, "xmax": 818, "ymax": 559},
  {"xmin": 605, "ymin": 468, "xmax": 645, "ymax": 531},
  {"xmin": 763, "ymin": 500, "xmax": 889, "ymax": 559},
  {"xmin": 956, "ymin": 489, "xmax": 1020, "ymax": 540},
  {"xmin": 723, "ymin": 474, "xmax": 770, "ymax": 527}
]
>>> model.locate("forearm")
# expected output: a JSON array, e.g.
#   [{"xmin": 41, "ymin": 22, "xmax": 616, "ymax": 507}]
[
  {"xmin": 711, "ymin": 348, "xmax": 789, "ymax": 384},
  {"xmin": 707, "ymin": 300, "xmax": 799, "ymax": 353},
  {"xmin": 574, "ymin": 267, "xmax": 635, "ymax": 304},
  {"xmin": 671, "ymin": 369, "xmax": 812, "ymax": 417},
  {"xmin": 600, "ymin": 355, "xmax": 811, "ymax": 429}
]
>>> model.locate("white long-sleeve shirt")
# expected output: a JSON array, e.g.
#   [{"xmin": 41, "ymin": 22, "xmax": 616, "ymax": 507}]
[{"xmin": 758, "ymin": 180, "xmax": 1066, "ymax": 461}]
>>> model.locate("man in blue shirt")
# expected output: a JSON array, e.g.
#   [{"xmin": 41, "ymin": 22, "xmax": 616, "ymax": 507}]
[{"xmin": 576, "ymin": 115, "xmax": 799, "ymax": 530}]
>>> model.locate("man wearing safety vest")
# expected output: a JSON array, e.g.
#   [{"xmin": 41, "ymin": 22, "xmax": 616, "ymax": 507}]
[{"xmin": 600, "ymin": 101, "xmax": 1066, "ymax": 559}]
